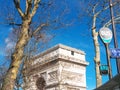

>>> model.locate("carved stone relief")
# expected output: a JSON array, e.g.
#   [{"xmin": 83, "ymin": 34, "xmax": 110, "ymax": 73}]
[
  {"xmin": 48, "ymin": 70, "xmax": 58, "ymax": 81},
  {"xmin": 61, "ymin": 70, "xmax": 83, "ymax": 82}
]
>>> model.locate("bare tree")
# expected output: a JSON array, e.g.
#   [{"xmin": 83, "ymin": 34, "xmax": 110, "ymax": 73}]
[{"xmin": 0, "ymin": 0, "xmax": 79, "ymax": 90}]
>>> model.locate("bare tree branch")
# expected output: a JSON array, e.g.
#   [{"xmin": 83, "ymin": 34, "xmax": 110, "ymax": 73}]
[
  {"xmin": 25, "ymin": 0, "xmax": 32, "ymax": 16},
  {"xmin": 96, "ymin": 5, "xmax": 109, "ymax": 16},
  {"xmin": 92, "ymin": 3, "xmax": 99, "ymax": 14},
  {"xmin": 33, "ymin": 23, "xmax": 48, "ymax": 36},
  {"xmin": 30, "ymin": 0, "xmax": 41, "ymax": 17},
  {"xmin": 104, "ymin": 15, "xmax": 120, "ymax": 27},
  {"xmin": 13, "ymin": 0, "xmax": 24, "ymax": 18}
]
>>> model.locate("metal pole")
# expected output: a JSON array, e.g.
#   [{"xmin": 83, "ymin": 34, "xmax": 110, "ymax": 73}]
[
  {"xmin": 109, "ymin": 0, "xmax": 120, "ymax": 73},
  {"xmin": 105, "ymin": 43, "xmax": 112, "ymax": 79}
]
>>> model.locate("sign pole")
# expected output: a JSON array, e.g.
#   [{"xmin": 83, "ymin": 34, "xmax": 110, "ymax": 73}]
[
  {"xmin": 99, "ymin": 27, "xmax": 113, "ymax": 79},
  {"xmin": 105, "ymin": 43, "xmax": 112, "ymax": 79}
]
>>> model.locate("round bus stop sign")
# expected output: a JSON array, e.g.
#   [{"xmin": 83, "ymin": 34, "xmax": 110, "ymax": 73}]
[{"xmin": 99, "ymin": 27, "xmax": 112, "ymax": 43}]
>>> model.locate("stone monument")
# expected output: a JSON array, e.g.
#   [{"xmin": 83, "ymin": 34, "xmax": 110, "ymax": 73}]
[{"xmin": 23, "ymin": 44, "xmax": 89, "ymax": 90}]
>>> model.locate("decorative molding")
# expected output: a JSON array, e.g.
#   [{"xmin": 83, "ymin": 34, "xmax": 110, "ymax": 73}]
[
  {"xmin": 32, "ymin": 54, "xmax": 88, "ymax": 66},
  {"xmin": 31, "ymin": 44, "xmax": 85, "ymax": 60}
]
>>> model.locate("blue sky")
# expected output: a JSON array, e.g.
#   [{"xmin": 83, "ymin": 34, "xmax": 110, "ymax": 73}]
[
  {"xmin": 0, "ymin": 25, "xmax": 12, "ymax": 64},
  {"xmin": 0, "ymin": 0, "xmax": 120, "ymax": 90},
  {"xmin": 0, "ymin": 23, "xmax": 119, "ymax": 90}
]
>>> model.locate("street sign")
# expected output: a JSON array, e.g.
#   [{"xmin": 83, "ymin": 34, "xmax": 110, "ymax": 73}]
[
  {"xmin": 99, "ymin": 27, "xmax": 112, "ymax": 43},
  {"xmin": 110, "ymin": 48, "xmax": 120, "ymax": 58},
  {"xmin": 99, "ymin": 65, "xmax": 108, "ymax": 75}
]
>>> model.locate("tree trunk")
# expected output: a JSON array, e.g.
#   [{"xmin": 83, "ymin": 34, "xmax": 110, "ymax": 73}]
[
  {"xmin": 92, "ymin": 15, "xmax": 102, "ymax": 87},
  {"xmin": 2, "ymin": 20, "xmax": 31, "ymax": 90}
]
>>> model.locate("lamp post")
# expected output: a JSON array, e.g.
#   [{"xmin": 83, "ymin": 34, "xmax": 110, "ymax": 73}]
[
  {"xmin": 99, "ymin": 27, "xmax": 113, "ymax": 79},
  {"xmin": 109, "ymin": 0, "xmax": 120, "ymax": 73}
]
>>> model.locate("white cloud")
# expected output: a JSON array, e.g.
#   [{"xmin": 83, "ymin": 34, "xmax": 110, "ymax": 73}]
[
  {"xmin": 5, "ymin": 38, "xmax": 10, "ymax": 43},
  {"xmin": 5, "ymin": 38, "xmax": 16, "ymax": 51},
  {"xmin": 9, "ymin": 27, "xmax": 13, "ymax": 31},
  {"xmin": 6, "ymin": 42, "xmax": 15, "ymax": 49}
]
